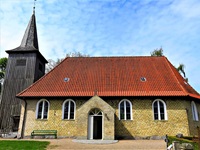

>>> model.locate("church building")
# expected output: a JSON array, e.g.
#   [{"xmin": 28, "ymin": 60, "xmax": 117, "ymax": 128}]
[{"xmin": 1, "ymin": 11, "xmax": 200, "ymax": 140}]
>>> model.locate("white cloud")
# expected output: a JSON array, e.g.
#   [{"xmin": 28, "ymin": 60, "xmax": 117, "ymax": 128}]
[{"xmin": 0, "ymin": 0, "xmax": 200, "ymax": 93}]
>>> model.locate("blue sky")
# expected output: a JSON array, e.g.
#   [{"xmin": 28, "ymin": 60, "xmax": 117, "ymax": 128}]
[{"xmin": 0, "ymin": 0, "xmax": 200, "ymax": 93}]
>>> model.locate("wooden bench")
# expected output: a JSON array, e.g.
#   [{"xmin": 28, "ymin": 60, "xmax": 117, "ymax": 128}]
[{"xmin": 31, "ymin": 130, "xmax": 57, "ymax": 139}]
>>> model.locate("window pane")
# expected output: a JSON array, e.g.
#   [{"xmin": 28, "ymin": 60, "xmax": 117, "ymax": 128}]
[
  {"xmin": 192, "ymin": 102, "xmax": 199, "ymax": 121},
  {"xmin": 154, "ymin": 102, "xmax": 158, "ymax": 113},
  {"xmin": 120, "ymin": 113, "xmax": 125, "ymax": 120},
  {"xmin": 126, "ymin": 114, "xmax": 131, "ymax": 120},
  {"xmin": 192, "ymin": 104, "xmax": 196, "ymax": 120},
  {"xmin": 37, "ymin": 102, "xmax": 43, "ymax": 119},
  {"xmin": 98, "ymin": 112, "xmax": 102, "ymax": 115},
  {"xmin": 126, "ymin": 101, "xmax": 131, "ymax": 120},
  {"xmin": 70, "ymin": 113, "xmax": 74, "ymax": 119},
  {"xmin": 153, "ymin": 102, "xmax": 158, "ymax": 120},
  {"xmin": 70, "ymin": 102, "xmax": 74, "ymax": 112},
  {"xmin": 64, "ymin": 101, "xmax": 69, "ymax": 119},
  {"xmin": 159, "ymin": 101, "xmax": 165, "ymax": 120},
  {"xmin": 154, "ymin": 114, "xmax": 158, "ymax": 120},
  {"xmin": 126, "ymin": 101, "xmax": 130, "ymax": 111},
  {"xmin": 43, "ymin": 101, "xmax": 48, "ymax": 119},
  {"xmin": 120, "ymin": 102, "xmax": 124, "ymax": 119},
  {"xmin": 70, "ymin": 102, "xmax": 74, "ymax": 119},
  {"xmin": 159, "ymin": 101, "xmax": 164, "ymax": 113},
  {"xmin": 160, "ymin": 113, "xmax": 165, "ymax": 120}
]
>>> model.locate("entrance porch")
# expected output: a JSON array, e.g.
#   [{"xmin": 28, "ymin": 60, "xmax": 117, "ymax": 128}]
[{"xmin": 76, "ymin": 95, "xmax": 115, "ymax": 140}]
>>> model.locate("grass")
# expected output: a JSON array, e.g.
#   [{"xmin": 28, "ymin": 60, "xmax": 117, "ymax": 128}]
[
  {"xmin": 0, "ymin": 140, "xmax": 50, "ymax": 150},
  {"xmin": 168, "ymin": 136, "xmax": 199, "ymax": 150}
]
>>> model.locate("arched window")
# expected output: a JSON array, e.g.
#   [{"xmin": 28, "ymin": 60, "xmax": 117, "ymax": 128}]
[
  {"xmin": 191, "ymin": 101, "xmax": 199, "ymax": 121},
  {"xmin": 62, "ymin": 99, "xmax": 76, "ymax": 120},
  {"xmin": 119, "ymin": 99, "xmax": 132, "ymax": 120},
  {"xmin": 36, "ymin": 99, "xmax": 49, "ymax": 119},
  {"xmin": 152, "ymin": 99, "xmax": 167, "ymax": 120}
]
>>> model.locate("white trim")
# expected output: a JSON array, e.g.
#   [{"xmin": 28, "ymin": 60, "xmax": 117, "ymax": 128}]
[
  {"xmin": 62, "ymin": 99, "xmax": 76, "ymax": 120},
  {"xmin": 191, "ymin": 101, "xmax": 199, "ymax": 121},
  {"xmin": 35, "ymin": 99, "xmax": 50, "ymax": 119},
  {"xmin": 152, "ymin": 99, "xmax": 167, "ymax": 120},
  {"xmin": 118, "ymin": 99, "xmax": 133, "ymax": 120},
  {"xmin": 88, "ymin": 115, "xmax": 94, "ymax": 139}
]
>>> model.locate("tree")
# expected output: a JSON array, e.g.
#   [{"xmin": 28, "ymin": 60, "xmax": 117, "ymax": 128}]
[
  {"xmin": 66, "ymin": 52, "xmax": 89, "ymax": 57},
  {"xmin": 150, "ymin": 47, "xmax": 164, "ymax": 56},
  {"xmin": 45, "ymin": 59, "xmax": 58, "ymax": 73},
  {"xmin": 177, "ymin": 63, "xmax": 188, "ymax": 82},
  {"xmin": 177, "ymin": 64, "xmax": 186, "ymax": 78},
  {"xmin": 0, "ymin": 57, "xmax": 8, "ymax": 93},
  {"xmin": 45, "ymin": 52, "xmax": 89, "ymax": 73}
]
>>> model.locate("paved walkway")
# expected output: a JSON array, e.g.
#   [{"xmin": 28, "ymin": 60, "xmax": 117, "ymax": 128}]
[{"xmin": 47, "ymin": 139, "xmax": 166, "ymax": 150}]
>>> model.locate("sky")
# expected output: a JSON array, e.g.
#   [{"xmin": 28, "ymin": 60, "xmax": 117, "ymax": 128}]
[{"xmin": 0, "ymin": 0, "xmax": 200, "ymax": 93}]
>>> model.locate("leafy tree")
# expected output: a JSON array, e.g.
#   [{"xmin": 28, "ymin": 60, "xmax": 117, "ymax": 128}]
[
  {"xmin": 177, "ymin": 63, "xmax": 188, "ymax": 82},
  {"xmin": 0, "ymin": 57, "xmax": 7, "ymax": 79},
  {"xmin": 150, "ymin": 47, "xmax": 164, "ymax": 56},
  {"xmin": 177, "ymin": 64, "xmax": 186, "ymax": 78},
  {"xmin": 45, "ymin": 52, "xmax": 89, "ymax": 73},
  {"xmin": 45, "ymin": 59, "xmax": 58, "ymax": 73},
  {"xmin": 0, "ymin": 57, "xmax": 8, "ymax": 93},
  {"xmin": 66, "ymin": 52, "xmax": 89, "ymax": 57}
]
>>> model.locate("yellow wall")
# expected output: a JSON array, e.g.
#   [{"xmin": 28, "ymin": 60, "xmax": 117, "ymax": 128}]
[
  {"xmin": 113, "ymin": 99, "xmax": 190, "ymax": 138},
  {"xmin": 20, "ymin": 99, "xmax": 81, "ymax": 137},
  {"xmin": 18, "ymin": 97, "xmax": 200, "ymax": 138}
]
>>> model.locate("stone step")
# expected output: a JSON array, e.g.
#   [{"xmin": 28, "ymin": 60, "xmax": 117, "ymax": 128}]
[{"xmin": 1, "ymin": 132, "xmax": 18, "ymax": 139}]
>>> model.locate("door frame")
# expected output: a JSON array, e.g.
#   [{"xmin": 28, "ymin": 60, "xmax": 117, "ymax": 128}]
[{"xmin": 88, "ymin": 109, "xmax": 104, "ymax": 140}]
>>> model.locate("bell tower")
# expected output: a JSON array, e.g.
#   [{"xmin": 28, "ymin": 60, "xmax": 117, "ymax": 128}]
[{"xmin": 0, "ymin": 11, "xmax": 47, "ymax": 132}]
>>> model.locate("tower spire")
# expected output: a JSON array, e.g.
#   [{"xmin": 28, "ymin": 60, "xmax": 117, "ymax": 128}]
[
  {"xmin": 20, "ymin": 13, "xmax": 39, "ymax": 49},
  {"xmin": 33, "ymin": 0, "xmax": 36, "ymax": 14},
  {"xmin": 6, "ymin": 9, "xmax": 39, "ymax": 52}
]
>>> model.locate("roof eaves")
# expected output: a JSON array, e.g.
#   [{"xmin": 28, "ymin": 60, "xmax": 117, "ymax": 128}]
[{"xmin": 188, "ymin": 94, "xmax": 200, "ymax": 100}]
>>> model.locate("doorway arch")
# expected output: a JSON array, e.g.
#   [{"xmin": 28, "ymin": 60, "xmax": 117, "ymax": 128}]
[{"xmin": 88, "ymin": 108, "xmax": 103, "ymax": 140}]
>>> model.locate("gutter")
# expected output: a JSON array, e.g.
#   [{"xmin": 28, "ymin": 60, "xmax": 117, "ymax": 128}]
[{"xmin": 20, "ymin": 98, "xmax": 27, "ymax": 139}]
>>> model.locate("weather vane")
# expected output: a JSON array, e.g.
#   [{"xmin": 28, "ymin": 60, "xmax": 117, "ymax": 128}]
[{"xmin": 33, "ymin": 0, "xmax": 37, "ymax": 14}]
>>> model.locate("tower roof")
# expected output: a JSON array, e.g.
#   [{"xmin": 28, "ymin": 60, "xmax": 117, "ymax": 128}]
[
  {"xmin": 6, "ymin": 13, "xmax": 39, "ymax": 53},
  {"xmin": 6, "ymin": 13, "xmax": 48, "ymax": 63}
]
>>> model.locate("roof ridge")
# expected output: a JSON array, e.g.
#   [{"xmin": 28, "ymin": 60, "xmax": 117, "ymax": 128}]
[
  {"xmin": 17, "ymin": 57, "xmax": 69, "ymax": 97},
  {"xmin": 163, "ymin": 57, "xmax": 188, "ymax": 95},
  {"xmin": 67, "ymin": 56, "xmax": 165, "ymax": 58}
]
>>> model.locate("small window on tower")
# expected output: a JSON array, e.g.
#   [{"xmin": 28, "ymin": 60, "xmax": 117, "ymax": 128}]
[
  {"xmin": 39, "ymin": 63, "xmax": 43, "ymax": 72},
  {"xmin": 16, "ymin": 59, "xmax": 26, "ymax": 66}
]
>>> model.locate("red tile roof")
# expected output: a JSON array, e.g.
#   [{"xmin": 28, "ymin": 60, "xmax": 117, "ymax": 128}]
[{"xmin": 17, "ymin": 56, "xmax": 200, "ymax": 99}]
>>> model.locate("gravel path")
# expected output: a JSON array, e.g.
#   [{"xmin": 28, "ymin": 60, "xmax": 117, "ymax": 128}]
[{"xmin": 47, "ymin": 139, "xmax": 166, "ymax": 150}]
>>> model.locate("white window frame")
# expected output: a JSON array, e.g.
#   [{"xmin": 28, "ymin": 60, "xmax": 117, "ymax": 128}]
[
  {"xmin": 191, "ymin": 101, "xmax": 199, "ymax": 121},
  {"xmin": 152, "ymin": 99, "xmax": 168, "ymax": 120},
  {"xmin": 118, "ymin": 99, "xmax": 133, "ymax": 120},
  {"xmin": 36, "ymin": 99, "xmax": 50, "ymax": 119},
  {"xmin": 62, "ymin": 99, "xmax": 76, "ymax": 120}
]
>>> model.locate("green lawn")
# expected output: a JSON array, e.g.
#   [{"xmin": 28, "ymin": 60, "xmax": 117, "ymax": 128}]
[{"xmin": 0, "ymin": 140, "xmax": 50, "ymax": 150}]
